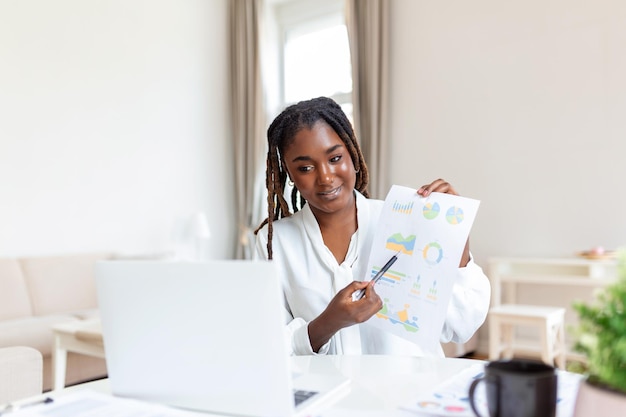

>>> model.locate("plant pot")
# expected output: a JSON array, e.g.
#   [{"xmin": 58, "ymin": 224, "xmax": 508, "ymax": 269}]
[{"xmin": 574, "ymin": 379, "xmax": 626, "ymax": 416}]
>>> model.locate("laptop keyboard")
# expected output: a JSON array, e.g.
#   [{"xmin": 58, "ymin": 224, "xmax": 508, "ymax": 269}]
[{"xmin": 293, "ymin": 389, "xmax": 319, "ymax": 406}]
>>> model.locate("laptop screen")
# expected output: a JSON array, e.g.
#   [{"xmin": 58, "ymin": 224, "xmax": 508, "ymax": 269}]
[{"xmin": 96, "ymin": 260, "xmax": 297, "ymax": 417}]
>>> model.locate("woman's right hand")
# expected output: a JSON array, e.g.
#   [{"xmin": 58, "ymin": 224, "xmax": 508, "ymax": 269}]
[{"xmin": 307, "ymin": 281, "xmax": 382, "ymax": 352}]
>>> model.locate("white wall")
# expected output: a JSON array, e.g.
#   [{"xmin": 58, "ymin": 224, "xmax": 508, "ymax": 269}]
[
  {"xmin": 388, "ymin": 0, "xmax": 626, "ymax": 265},
  {"xmin": 3, "ymin": 0, "xmax": 625, "ymax": 339},
  {"xmin": 0, "ymin": 0, "xmax": 235, "ymax": 258},
  {"xmin": 388, "ymin": 0, "xmax": 626, "ymax": 355}
]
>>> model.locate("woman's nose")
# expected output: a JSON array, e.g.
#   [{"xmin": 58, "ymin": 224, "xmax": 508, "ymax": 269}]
[{"xmin": 317, "ymin": 165, "xmax": 333, "ymax": 184}]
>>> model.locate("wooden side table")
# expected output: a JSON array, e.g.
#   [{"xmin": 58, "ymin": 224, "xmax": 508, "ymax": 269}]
[
  {"xmin": 487, "ymin": 257, "xmax": 617, "ymax": 362},
  {"xmin": 489, "ymin": 304, "xmax": 566, "ymax": 368},
  {"xmin": 51, "ymin": 319, "xmax": 105, "ymax": 391}
]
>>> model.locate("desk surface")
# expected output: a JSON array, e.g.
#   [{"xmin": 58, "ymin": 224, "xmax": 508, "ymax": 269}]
[{"xmin": 54, "ymin": 355, "xmax": 481, "ymax": 413}]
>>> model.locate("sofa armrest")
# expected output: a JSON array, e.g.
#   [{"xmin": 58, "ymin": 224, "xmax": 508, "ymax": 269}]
[{"xmin": 0, "ymin": 346, "xmax": 43, "ymax": 404}]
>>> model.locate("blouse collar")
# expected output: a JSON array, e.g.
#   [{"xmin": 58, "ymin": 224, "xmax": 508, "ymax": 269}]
[{"xmin": 300, "ymin": 191, "xmax": 370, "ymax": 269}]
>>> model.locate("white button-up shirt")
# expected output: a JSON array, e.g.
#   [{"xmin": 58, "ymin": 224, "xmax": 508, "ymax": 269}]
[{"xmin": 255, "ymin": 191, "xmax": 490, "ymax": 356}]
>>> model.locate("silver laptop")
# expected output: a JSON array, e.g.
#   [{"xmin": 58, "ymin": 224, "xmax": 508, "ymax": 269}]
[{"xmin": 95, "ymin": 260, "xmax": 350, "ymax": 417}]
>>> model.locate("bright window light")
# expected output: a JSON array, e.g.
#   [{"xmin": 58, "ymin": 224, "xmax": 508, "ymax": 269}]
[{"xmin": 284, "ymin": 24, "xmax": 352, "ymax": 104}]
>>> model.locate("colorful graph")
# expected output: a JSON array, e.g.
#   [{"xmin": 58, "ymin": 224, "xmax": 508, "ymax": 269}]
[
  {"xmin": 371, "ymin": 267, "xmax": 405, "ymax": 285},
  {"xmin": 392, "ymin": 200, "xmax": 414, "ymax": 215},
  {"xmin": 417, "ymin": 402, "xmax": 441, "ymax": 410},
  {"xmin": 446, "ymin": 206, "xmax": 464, "ymax": 225},
  {"xmin": 376, "ymin": 300, "xmax": 419, "ymax": 332},
  {"xmin": 427, "ymin": 280, "xmax": 438, "ymax": 301},
  {"xmin": 410, "ymin": 275, "xmax": 422, "ymax": 296},
  {"xmin": 423, "ymin": 242, "xmax": 443, "ymax": 265},
  {"xmin": 385, "ymin": 233, "xmax": 416, "ymax": 255},
  {"xmin": 423, "ymin": 202, "xmax": 440, "ymax": 220}
]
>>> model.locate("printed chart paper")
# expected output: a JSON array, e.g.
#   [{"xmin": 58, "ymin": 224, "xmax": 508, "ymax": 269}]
[
  {"xmin": 401, "ymin": 363, "xmax": 583, "ymax": 417},
  {"xmin": 365, "ymin": 185, "xmax": 480, "ymax": 348}
]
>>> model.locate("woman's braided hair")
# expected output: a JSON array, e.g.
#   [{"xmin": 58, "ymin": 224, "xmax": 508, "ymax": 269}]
[{"xmin": 254, "ymin": 96, "xmax": 369, "ymax": 259}]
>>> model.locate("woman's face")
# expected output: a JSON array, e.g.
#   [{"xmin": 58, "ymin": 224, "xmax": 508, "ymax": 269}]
[{"xmin": 282, "ymin": 121, "xmax": 357, "ymax": 217}]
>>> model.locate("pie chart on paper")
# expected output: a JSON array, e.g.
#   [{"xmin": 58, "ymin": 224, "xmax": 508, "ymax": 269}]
[
  {"xmin": 422, "ymin": 202, "xmax": 440, "ymax": 220},
  {"xmin": 445, "ymin": 206, "xmax": 464, "ymax": 225}
]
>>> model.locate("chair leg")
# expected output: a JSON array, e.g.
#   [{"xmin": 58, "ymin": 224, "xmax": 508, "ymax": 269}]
[
  {"xmin": 555, "ymin": 321, "xmax": 566, "ymax": 369},
  {"xmin": 489, "ymin": 316, "xmax": 501, "ymax": 361},
  {"xmin": 540, "ymin": 321, "xmax": 553, "ymax": 366},
  {"xmin": 502, "ymin": 323, "xmax": 514, "ymax": 359}
]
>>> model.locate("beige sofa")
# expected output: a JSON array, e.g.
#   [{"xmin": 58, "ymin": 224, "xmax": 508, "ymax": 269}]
[
  {"xmin": 0, "ymin": 253, "xmax": 111, "ymax": 391},
  {"xmin": 0, "ymin": 346, "xmax": 43, "ymax": 404}
]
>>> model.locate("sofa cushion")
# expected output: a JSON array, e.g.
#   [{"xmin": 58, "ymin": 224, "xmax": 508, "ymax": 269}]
[
  {"xmin": 19, "ymin": 253, "xmax": 111, "ymax": 316},
  {"xmin": 0, "ymin": 315, "xmax": 80, "ymax": 355},
  {"xmin": 0, "ymin": 258, "xmax": 33, "ymax": 321}
]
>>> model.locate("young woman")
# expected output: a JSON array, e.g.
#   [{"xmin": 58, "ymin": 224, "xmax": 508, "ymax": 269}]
[{"xmin": 255, "ymin": 97, "xmax": 490, "ymax": 356}]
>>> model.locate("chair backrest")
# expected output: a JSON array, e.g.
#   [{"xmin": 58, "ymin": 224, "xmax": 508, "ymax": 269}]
[{"xmin": 0, "ymin": 346, "xmax": 43, "ymax": 405}]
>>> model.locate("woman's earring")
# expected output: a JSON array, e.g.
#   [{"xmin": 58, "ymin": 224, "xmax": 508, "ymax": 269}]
[
  {"xmin": 355, "ymin": 169, "xmax": 360, "ymax": 174},
  {"xmin": 288, "ymin": 179, "xmax": 294, "ymax": 186}
]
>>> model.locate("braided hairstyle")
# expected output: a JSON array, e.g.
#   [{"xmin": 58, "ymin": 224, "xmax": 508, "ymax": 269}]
[{"xmin": 254, "ymin": 96, "xmax": 370, "ymax": 259}]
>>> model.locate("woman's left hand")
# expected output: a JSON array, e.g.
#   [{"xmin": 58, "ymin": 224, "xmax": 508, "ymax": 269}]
[
  {"xmin": 416, "ymin": 178, "xmax": 470, "ymax": 267},
  {"xmin": 417, "ymin": 178, "xmax": 458, "ymax": 197}
]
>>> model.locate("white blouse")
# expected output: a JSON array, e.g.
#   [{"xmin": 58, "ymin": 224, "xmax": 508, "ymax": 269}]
[{"xmin": 255, "ymin": 191, "xmax": 491, "ymax": 356}]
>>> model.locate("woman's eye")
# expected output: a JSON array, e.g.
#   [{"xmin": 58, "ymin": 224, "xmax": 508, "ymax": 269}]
[
  {"xmin": 298, "ymin": 166, "xmax": 313, "ymax": 172},
  {"xmin": 330, "ymin": 155, "xmax": 342, "ymax": 163}
]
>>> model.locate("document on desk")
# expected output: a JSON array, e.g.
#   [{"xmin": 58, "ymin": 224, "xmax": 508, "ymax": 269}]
[
  {"xmin": 400, "ymin": 363, "xmax": 583, "ymax": 417},
  {"xmin": 365, "ymin": 185, "xmax": 480, "ymax": 348},
  {"xmin": 10, "ymin": 390, "xmax": 205, "ymax": 417}
]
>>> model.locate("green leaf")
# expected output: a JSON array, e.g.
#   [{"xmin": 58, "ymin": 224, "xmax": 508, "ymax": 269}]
[{"xmin": 571, "ymin": 248, "xmax": 626, "ymax": 394}]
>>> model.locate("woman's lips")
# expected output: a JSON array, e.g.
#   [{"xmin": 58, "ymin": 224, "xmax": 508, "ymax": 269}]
[{"xmin": 318, "ymin": 186, "xmax": 341, "ymax": 197}]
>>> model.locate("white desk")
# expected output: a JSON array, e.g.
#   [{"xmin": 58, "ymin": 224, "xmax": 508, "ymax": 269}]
[{"xmin": 46, "ymin": 355, "xmax": 481, "ymax": 414}]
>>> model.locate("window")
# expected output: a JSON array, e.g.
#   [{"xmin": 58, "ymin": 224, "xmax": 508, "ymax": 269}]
[{"xmin": 271, "ymin": 0, "xmax": 353, "ymax": 120}]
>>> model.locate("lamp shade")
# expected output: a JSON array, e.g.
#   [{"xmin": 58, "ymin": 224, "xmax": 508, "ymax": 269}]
[{"xmin": 189, "ymin": 212, "xmax": 211, "ymax": 239}]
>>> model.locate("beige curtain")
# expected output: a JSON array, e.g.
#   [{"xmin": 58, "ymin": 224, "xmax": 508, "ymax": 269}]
[
  {"xmin": 230, "ymin": 0, "xmax": 266, "ymax": 259},
  {"xmin": 345, "ymin": 0, "xmax": 390, "ymax": 199}
]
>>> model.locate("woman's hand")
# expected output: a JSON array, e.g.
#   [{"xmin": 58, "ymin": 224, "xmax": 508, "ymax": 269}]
[
  {"xmin": 308, "ymin": 281, "xmax": 382, "ymax": 352},
  {"xmin": 417, "ymin": 178, "xmax": 471, "ymax": 267},
  {"xmin": 417, "ymin": 178, "xmax": 458, "ymax": 197}
]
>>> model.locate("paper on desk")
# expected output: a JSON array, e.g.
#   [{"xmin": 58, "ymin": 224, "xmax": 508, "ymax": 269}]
[
  {"xmin": 364, "ymin": 185, "xmax": 480, "ymax": 348},
  {"xmin": 10, "ymin": 390, "xmax": 205, "ymax": 417},
  {"xmin": 313, "ymin": 408, "xmax": 418, "ymax": 417},
  {"xmin": 400, "ymin": 363, "xmax": 583, "ymax": 417}
]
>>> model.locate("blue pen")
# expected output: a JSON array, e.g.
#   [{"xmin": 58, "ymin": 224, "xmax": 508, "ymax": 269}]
[{"xmin": 352, "ymin": 251, "xmax": 400, "ymax": 301}]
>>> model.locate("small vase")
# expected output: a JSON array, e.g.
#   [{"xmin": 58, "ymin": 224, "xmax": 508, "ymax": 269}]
[{"xmin": 574, "ymin": 379, "xmax": 626, "ymax": 416}]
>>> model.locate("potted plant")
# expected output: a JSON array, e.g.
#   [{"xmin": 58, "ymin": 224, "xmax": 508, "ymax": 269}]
[{"xmin": 572, "ymin": 248, "xmax": 626, "ymax": 416}]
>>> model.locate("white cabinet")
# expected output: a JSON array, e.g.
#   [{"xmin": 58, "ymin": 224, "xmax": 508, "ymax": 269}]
[{"xmin": 489, "ymin": 257, "xmax": 617, "ymax": 307}]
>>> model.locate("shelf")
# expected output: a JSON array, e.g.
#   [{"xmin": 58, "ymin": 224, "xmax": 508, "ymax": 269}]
[
  {"xmin": 489, "ymin": 257, "xmax": 618, "ymax": 308},
  {"xmin": 496, "ymin": 275, "xmax": 615, "ymax": 286},
  {"xmin": 489, "ymin": 256, "xmax": 617, "ymax": 266}
]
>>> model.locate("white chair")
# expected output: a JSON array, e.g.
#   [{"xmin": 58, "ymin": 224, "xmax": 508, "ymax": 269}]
[
  {"xmin": 0, "ymin": 346, "xmax": 43, "ymax": 405},
  {"xmin": 489, "ymin": 304, "xmax": 566, "ymax": 369}
]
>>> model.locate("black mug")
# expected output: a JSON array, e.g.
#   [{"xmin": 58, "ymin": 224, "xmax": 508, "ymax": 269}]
[{"xmin": 468, "ymin": 359, "xmax": 557, "ymax": 417}]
